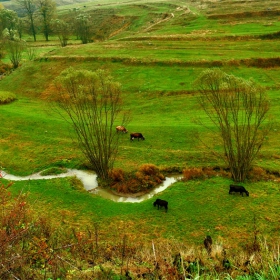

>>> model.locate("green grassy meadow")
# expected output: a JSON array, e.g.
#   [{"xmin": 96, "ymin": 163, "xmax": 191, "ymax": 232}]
[
  {"xmin": 6, "ymin": 175, "xmax": 280, "ymax": 247},
  {"xmin": 1, "ymin": 0, "xmax": 280, "ymax": 251}
]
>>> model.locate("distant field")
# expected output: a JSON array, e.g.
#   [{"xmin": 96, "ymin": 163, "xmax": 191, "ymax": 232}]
[{"xmin": 47, "ymin": 39, "xmax": 280, "ymax": 59}]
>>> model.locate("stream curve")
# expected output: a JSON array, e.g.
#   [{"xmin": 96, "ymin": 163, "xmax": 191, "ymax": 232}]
[{"xmin": 0, "ymin": 169, "xmax": 181, "ymax": 203}]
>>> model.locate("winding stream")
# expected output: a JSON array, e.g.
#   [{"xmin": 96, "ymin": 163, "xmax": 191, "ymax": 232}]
[{"xmin": 0, "ymin": 169, "xmax": 181, "ymax": 203}]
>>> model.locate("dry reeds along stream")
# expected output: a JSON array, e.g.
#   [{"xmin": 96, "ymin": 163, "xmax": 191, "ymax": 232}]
[{"xmin": 0, "ymin": 169, "xmax": 181, "ymax": 203}]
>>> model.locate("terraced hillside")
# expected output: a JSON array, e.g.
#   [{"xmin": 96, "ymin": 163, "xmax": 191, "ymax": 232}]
[
  {"xmin": 1, "ymin": 0, "xmax": 280, "ymax": 173},
  {"xmin": 1, "ymin": 1, "xmax": 280, "ymax": 278}
]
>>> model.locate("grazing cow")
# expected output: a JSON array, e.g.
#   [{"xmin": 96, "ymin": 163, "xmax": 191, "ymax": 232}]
[
  {"xmin": 130, "ymin": 133, "xmax": 145, "ymax": 141},
  {"xmin": 203, "ymin": 235, "xmax": 212, "ymax": 255},
  {"xmin": 229, "ymin": 184, "xmax": 249, "ymax": 196},
  {"xmin": 116, "ymin": 125, "xmax": 128, "ymax": 133},
  {"xmin": 153, "ymin": 198, "xmax": 168, "ymax": 212}
]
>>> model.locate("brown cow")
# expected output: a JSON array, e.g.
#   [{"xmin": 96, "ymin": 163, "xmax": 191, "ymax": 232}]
[
  {"xmin": 130, "ymin": 133, "xmax": 145, "ymax": 141},
  {"xmin": 116, "ymin": 126, "xmax": 128, "ymax": 133}
]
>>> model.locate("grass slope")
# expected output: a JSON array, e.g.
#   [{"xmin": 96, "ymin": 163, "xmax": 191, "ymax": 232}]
[
  {"xmin": 0, "ymin": 0, "xmax": 280, "ymax": 248},
  {"xmin": 6, "ymin": 175, "xmax": 280, "ymax": 246}
]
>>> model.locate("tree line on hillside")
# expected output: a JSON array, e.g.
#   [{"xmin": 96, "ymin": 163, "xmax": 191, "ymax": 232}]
[
  {"xmin": 0, "ymin": 0, "xmax": 112, "ymax": 68},
  {"xmin": 0, "ymin": 0, "xmax": 101, "ymax": 44}
]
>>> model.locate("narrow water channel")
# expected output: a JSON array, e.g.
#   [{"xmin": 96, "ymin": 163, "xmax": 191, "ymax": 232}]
[
  {"xmin": 91, "ymin": 176, "xmax": 180, "ymax": 203},
  {"xmin": 0, "ymin": 169, "xmax": 181, "ymax": 203}
]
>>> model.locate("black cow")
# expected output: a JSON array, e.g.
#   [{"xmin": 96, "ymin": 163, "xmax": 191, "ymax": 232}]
[
  {"xmin": 229, "ymin": 184, "xmax": 249, "ymax": 196},
  {"xmin": 130, "ymin": 133, "xmax": 145, "ymax": 141},
  {"xmin": 153, "ymin": 198, "xmax": 168, "ymax": 212},
  {"xmin": 203, "ymin": 235, "xmax": 212, "ymax": 255}
]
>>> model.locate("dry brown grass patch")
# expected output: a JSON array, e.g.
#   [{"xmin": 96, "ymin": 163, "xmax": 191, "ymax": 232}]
[{"xmin": 109, "ymin": 164, "xmax": 165, "ymax": 194}]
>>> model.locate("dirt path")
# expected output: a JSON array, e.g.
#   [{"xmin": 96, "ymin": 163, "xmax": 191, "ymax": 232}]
[{"xmin": 143, "ymin": 6, "xmax": 191, "ymax": 33}]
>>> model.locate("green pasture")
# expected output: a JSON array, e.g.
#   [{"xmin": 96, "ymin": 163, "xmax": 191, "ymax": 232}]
[
  {"xmin": 1, "ymin": 0, "xmax": 280, "ymax": 248},
  {"xmin": 3, "ymin": 175, "xmax": 279, "ymax": 246},
  {"xmin": 46, "ymin": 39, "xmax": 280, "ymax": 62},
  {"xmin": 48, "ymin": 0, "xmax": 280, "ymax": 42},
  {"xmin": 3, "ymin": 57, "xmax": 280, "ymax": 96},
  {"xmin": 1, "ymin": 60, "xmax": 280, "ymax": 174}
]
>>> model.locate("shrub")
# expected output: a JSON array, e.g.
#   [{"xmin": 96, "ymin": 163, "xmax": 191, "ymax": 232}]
[
  {"xmin": 248, "ymin": 167, "xmax": 279, "ymax": 181},
  {"xmin": 183, "ymin": 167, "xmax": 205, "ymax": 180},
  {"xmin": 136, "ymin": 164, "xmax": 165, "ymax": 191},
  {"xmin": 0, "ymin": 91, "xmax": 17, "ymax": 104},
  {"xmin": 138, "ymin": 164, "xmax": 159, "ymax": 176},
  {"xmin": 109, "ymin": 168, "xmax": 125, "ymax": 182},
  {"xmin": 248, "ymin": 167, "xmax": 267, "ymax": 181},
  {"xmin": 109, "ymin": 165, "xmax": 165, "ymax": 194},
  {"xmin": 160, "ymin": 165, "xmax": 183, "ymax": 174},
  {"xmin": 202, "ymin": 166, "xmax": 219, "ymax": 178}
]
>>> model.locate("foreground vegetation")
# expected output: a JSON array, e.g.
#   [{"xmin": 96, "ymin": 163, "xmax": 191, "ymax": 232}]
[
  {"xmin": 2, "ymin": 174, "xmax": 280, "ymax": 279},
  {"xmin": 1, "ymin": 0, "xmax": 280, "ymax": 278}
]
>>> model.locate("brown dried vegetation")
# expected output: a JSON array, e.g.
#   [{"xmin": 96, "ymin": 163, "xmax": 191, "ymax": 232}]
[
  {"xmin": 182, "ymin": 166, "xmax": 231, "ymax": 181},
  {"xmin": 109, "ymin": 164, "xmax": 165, "ymax": 194}
]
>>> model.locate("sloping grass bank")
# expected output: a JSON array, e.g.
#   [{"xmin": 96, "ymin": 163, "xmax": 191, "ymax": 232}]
[
  {"xmin": 4, "ymin": 175, "xmax": 279, "ymax": 246},
  {"xmin": 2, "ymin": 177, "xmax": 280, "ymax": 279}
]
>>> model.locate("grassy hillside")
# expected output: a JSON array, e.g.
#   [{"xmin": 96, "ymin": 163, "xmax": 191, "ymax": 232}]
[{"xmin": 1, "ymin": 1, "xmax": 280, "ymax": 277}]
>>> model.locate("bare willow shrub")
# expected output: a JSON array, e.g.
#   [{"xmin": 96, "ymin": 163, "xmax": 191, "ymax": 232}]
[{"xmin": 51, "ymin": 67, "xmax": 130, "ymax": 181}]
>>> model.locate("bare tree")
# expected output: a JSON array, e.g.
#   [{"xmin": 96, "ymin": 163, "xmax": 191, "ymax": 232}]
[
  {"xmin": 37, "ymin": 0, "xmax": 56, "ymax": 41},
  {"xmin": 52, "ymin": 19, "xmax": 71, "ymax": 47},
  {"xmin": 52, "ymin": 67, "xmax": 129, "ymax": 181},
  {"xmin": 194, "ymin": 69, "xmax": 271, "ymax": 182},
  {"xmin": 17, "ymin": 0, "xmax": 37, "ymax": 41},
  {"xmin": 75, "ymin": 13, "xmax": 93, "ymax": 44},
  {"xmin": 3, "ymin": 32, "xmax": 25, "ymax": 68}
]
